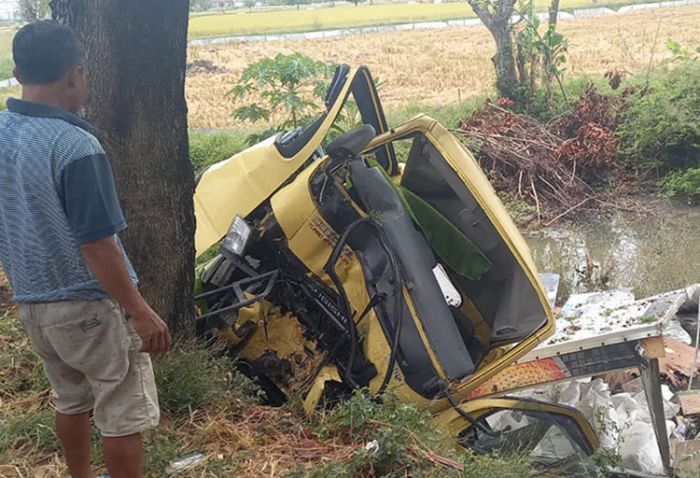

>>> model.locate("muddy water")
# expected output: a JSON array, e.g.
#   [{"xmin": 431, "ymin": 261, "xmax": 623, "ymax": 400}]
[{"xmin": 525, "ymin": 199, "xmax": 700, "ymax": 303}]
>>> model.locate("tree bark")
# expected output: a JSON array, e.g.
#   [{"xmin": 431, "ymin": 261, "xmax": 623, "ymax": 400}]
[
  {"xmin": 51, "ymin": 0, "xmax": 196, "ymax": 330},
  {"xmin": 467, "ymin": 0, "xmax": 519, "ymax": 100},
  {"xmin": 548, "ymin": 0, "xmax": 560, "ymax": 27}
]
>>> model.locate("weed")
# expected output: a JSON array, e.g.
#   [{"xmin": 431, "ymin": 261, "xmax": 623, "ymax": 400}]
[
  {"xmin": 298, "ymin": 390, "xmax": 531, "ymax": 478},
  {"xmin": 0, "ymin": 312, "xmax": 48, "ymax": 399},
  {"xmin": 154, "ymin": 337, "xmax": 264, "ymax": 417},
  {"xmin": 638, "ymin": 315, "xmax": 657, "ymax": 324},
  {"xmin": 143, "ymin": 433, "xmax": 187, "ymax": 476},
  {"xmin": 617, "ymin": 58, "xmax": 700, "ymax": 174},
  {"xmin": 0, "ymin": 407, "xmax": 59, "ymax": 457},
  {"xmin": 0, "ymin": 56, "xmax": 12, "ymax": 80},
  {"xmin": 189, "ymin": 130, "xmax": 249, "ymax": 174},
  {"xmin": 195, "ymin": 244, "xmax": 221, "ymax": 267},
  {"xmin": 498, "ymin": 192, "xmax": 539, "ymax": 226},
  {"xmin": 662, "ymin": 167, "xmax": 700, "ymax": 204}
]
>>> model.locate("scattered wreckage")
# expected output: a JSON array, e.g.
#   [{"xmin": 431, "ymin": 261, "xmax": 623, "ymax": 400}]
[{"xmin": 191, "ymin": 65, "xmax": 700, "ymax": 476}]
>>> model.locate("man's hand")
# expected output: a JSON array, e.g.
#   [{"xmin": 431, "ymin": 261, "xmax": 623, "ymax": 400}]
[
  {"xmin": 81, "ymin": 236, "xmax": 172, "ymax": 355},
  {"xmin": 130, "ymin": 305, "xmax": 171, "ymax": 354}
]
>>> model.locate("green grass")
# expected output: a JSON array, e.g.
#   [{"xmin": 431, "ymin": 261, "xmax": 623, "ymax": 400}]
[
  {"xmin": 0, "ymin": 29, "xmax": 13, "ymax": 56},
  {"xmin": 386, "ymin": 97, "xmax": 486, "ymax": 129},
  {"xmin": 190, "ymin": 129, "xmax": 250, "ymax": 174},
  {"xmin": 0, "ymin": 85, "xmax": 20, "ymax": 110},
  {"xmin": 0, "ymin": 29, "xmax": 14, "ymax": 79},
  {"xmin": 188, "ymin": 0, "xmax": 654, "ymax": 38},
  {"xmin": 0, "ymin": 407, "xmax": 60, "ymax": 458},
  {"xmin": 0, "ymin": 311, "xmax": 49, "ymax": 399},
  {"xmin": 286, "ymin": 390, "xmax": 532, "ymax": 478},
  {"xmin": 153, "ymin": 338, "xmax": 262, "ymax": 417}
]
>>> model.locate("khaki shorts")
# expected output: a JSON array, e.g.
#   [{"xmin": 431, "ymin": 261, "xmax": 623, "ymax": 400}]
[{"xmin": 19, "ymin": 299, "xmax": 160, "ymax": 437}]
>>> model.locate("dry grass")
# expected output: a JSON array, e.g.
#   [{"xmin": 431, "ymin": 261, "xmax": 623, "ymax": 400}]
[
  {"xmin": 186, "ymin": 5, "xmax": 700, "ymax": 129},
  {"xmin": 0, "ymin": 264, "xmax": 360, "ymax": 477}
]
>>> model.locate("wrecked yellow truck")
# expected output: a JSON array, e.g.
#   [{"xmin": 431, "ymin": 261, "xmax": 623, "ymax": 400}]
[{"xmin": 193, "ymin": 65, "xmax": 598, "ymax": 466}]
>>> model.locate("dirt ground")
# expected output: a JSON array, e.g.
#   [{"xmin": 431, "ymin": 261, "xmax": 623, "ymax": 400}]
[{"xmin": 185, "ymin": 5, "xmax": 700, "ymax": 129}]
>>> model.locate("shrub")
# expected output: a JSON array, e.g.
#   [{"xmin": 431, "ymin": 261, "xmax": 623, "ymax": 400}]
[
  {"xmin": 189, "ymin": 131, "xmax": 248, "ymax": 174},
  {"xmin": 617, "ymin": 59, "xmax": 700, "ymax": 174},
  {"xmin": 662, "ymin": 167, "xmax": 700, "ymax": 204}
]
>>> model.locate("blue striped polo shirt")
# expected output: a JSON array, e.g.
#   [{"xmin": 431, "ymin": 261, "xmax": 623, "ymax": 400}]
[{"xmin": 0, "ymin": 98, "xmax": 137, "ymax": 303}]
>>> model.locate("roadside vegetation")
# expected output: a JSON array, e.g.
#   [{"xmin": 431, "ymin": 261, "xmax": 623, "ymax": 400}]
[
  {"xmin": 0, "ymin": 283, "xmax": 531, "ymax": 476},
  {"xmin": 0, "ymin": 6, "xmax": 698, "ymax": 475},
  {"xmin": 185, "ymin": 5, "xmax": 700, "ymax": 128},
  {"xmin": 0, "ymin": 29, "xmax": 14, "ymax": 79},
  {"xmin": 190, "ymin": 48, "xmax": 700, "ymax": 216},
  {"xmin": 188, "ymin": 0, "xmax": 659, "ymax": 38}
]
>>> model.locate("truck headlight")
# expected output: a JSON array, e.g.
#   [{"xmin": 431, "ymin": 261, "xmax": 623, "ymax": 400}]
[{"xmin": 221, "ymin": 216, "xmax": 251, "ymax": 258}]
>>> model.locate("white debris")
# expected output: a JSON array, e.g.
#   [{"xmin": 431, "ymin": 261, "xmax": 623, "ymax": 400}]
[
  {"xmin": 364, "ymin": 440, "xmax": 380, "ymax": 455},
  {"xmin": 165, "ymin": 452, "xmax": 207, "ymax": 475},
  {"xmin": 514, "ymin": 378, "xmax": 678, "ymax": 475}
]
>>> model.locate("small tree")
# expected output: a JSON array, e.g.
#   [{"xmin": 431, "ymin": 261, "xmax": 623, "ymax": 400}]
[
  {"xmin": 244, "ymin": 0, "xmax": 256, "ymax": 11},
  {"xmin": 466, "ymin": 0, "xmax": 568, "ymax": 106},
  {"xmin": 514, "ymin": 0, "xmax": 568, "ymax": 105},
  {"xmin": 228, "ymin": 53, "xmax": 335, "ymax": 144},
  {"xmin": 467, "ymin": 0, "xmax": 519, "ymax": 100}
]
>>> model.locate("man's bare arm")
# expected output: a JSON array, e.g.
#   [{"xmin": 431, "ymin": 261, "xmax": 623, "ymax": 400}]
[{"xmin": 81, "ymin": 236, "xmax": 171, "ymax": 354}]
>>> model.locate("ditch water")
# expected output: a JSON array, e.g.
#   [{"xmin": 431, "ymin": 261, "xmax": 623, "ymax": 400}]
[{"xmin": 525, "ymin": 198, "xmax": 700, "ymax": 303}]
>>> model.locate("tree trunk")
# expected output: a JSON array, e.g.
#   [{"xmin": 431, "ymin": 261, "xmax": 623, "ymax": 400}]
[
  {"xmin": 549, "ymin": 0, "xmax": 560, "ymax": 26},
  {"xmin": 491, "ymin": 20, "xmax": 519, "ymax": 100},
  {"xmin": 467, "ymin": 0, "xmax": 519, "ymax": 100},
  {"xmin": 50, "ymin": 0, "xmax": 196, "ymax": 330}
]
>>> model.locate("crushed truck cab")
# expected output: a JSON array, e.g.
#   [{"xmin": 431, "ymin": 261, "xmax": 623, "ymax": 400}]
[{"xmin": 192, "ymin": 65, "xmax": 597, "ymax": 465}]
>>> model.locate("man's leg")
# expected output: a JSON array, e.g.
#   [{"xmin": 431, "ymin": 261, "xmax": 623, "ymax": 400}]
[
  {"xmin": 103, "ymin": 433, "xmax": 143, "ymax": 478},
  {"xmin": 55, "ymin": 411, "xmax": 93, "ymax": 478},
  {"xmin": 46, "ymin": 300, "xmax": 159, "ymax": 478},
  {"xmin": 19, "ymin": 304, "xmax": 96, "ymax": 478}
]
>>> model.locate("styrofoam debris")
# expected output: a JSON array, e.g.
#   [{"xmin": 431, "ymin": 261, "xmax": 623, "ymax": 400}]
[
  {"xmin": 514, "ymin": 378, "xmax": 677, "ymax": 475},
  {"xmin": 166, "ymin": 452, "xmax": 207, "ymax": 475}
]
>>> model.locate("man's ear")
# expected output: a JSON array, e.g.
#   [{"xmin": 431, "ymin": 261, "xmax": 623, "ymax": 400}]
[{"xmin": 66, "ymin": 65, "xmax": 79, "ymax": 88}]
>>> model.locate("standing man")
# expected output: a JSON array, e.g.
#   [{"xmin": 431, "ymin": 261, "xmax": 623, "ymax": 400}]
[{"xmin": 0, "ymin": 21, "xmax": 171, "ymax": 478}]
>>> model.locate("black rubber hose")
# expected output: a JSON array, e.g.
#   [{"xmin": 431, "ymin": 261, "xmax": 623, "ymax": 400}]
[
  {"xmin": 324, "ymin": 216, "xmax": 371, "ymax": 388},
  {"xmin": 441, "ymin": 384, "xmax": 499, "ymax": 437},
  {"xmin": 375, "ymin": 227, "xmax": 404, "ymax": 395}
]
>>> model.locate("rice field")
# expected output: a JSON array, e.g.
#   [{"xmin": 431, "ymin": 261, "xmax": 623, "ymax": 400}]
[
  {"xmin": 188, "ymin": 0, "xmax": 649, "ymax": 38},
  {"xmin": 186, "ymin": 5, "xmax": 700, "ymax": 129}
]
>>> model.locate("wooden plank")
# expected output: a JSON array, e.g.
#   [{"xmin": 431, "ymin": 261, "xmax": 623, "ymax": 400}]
[{"xmin": 641, "ymin": 336, "xmax": 666, "ymax": 359}]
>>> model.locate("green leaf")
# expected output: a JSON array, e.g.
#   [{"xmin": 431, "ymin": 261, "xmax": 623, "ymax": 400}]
[
  {"xmin": 667, "ymin": 37, "xmax": 683, "ymax": 55},
  {"xmin": 226, "ymin": 84, "xmax": 250, "ymax": 100},
  {"xmin": 232, "ymin": 104, "xmax": 270, "ymax": 123}
]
